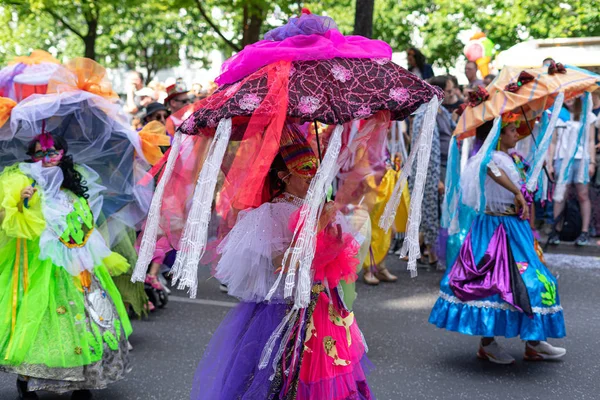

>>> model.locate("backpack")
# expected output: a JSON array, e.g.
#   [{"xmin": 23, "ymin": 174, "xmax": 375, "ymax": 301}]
[{"xmin": 556, "ymin": 199, "xmax": 582, "ymax": 242}]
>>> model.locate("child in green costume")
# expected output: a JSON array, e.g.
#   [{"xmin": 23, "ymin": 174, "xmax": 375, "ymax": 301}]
[{"xmin": 0, "ymin": 133, "xmax": 132, "ymax": 399}]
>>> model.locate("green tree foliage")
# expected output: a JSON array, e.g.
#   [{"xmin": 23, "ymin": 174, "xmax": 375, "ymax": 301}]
[
  {"xmin": 103, "ymin": 3, "xmax": 215, "ymax": 82},
  {"xmin": 0, "ymin": 0, "xmax": 216, "ymax": 81},
  {"xmin": 0, "ymin": 0, "xmax": 598, "ymax": 74},
  {"xmin": 0, "ymin": 5, "xmax": 80, "ymax": 64},
  {"xmin": 380, "ymin": 0, "xmax": 600, "ymax": 70},
  {"xmin": 181, "ymin": 0, "xmax": 299, "ymax": 52},
  {"xmin": 3, "ymin": 0, "xmax": 114, "ymax": 60}
]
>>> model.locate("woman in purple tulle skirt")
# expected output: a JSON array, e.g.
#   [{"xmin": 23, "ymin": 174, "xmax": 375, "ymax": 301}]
[{"xmin": 190, "ymin": 125, "xmax": 374, "ymax": 400}]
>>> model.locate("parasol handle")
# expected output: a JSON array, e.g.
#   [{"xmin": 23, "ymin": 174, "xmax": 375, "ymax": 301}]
[
  {"xmin": 313, "ymin": 120, "xmax": 323, "ymax": 163},
  {"xmin": 519, "ymin": 107, "xmax": 554, "ymax": 184},
  {"xmin": 24, "ymin": 181, "xmax": 36, "ymax": 209}
]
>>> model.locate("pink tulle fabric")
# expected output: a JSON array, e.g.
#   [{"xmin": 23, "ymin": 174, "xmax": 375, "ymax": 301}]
[
  {"xmin": 288, "ymin": 207, "xmax": 360, "ymax": 289},
  {"xmin": 137, "ymin": 134, "xmax": 211, "ymax": 262},
  {"xmin": 336, "ymin": 112, "xmax": 391, "ymax": 210},
  {"xmin": 216, "ymin": 29, "xmax": 392, "ymax": 85}
]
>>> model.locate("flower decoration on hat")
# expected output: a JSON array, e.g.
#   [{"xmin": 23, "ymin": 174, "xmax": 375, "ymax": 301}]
[
  {"xmin": 547, "ymin": 61, "xmax": 566, "ymax": 75},
  {"xmin": 29, "ymin": 122, "xmax": 65, "ymax": 163},
  {"xmin": 455, "ymin": 103, "xmax": 467, "ymax": 117},
  {"xmin": 9, "ymin": 50, "xmax": 60, "ymax": 66},
  {"xmin": 501, "ymin": 111, "xmax": 521, "ymax": 128},
  {"xmin": 466, "ymin": 85, "xmax": 489, "ymax": 107},
  {"xmin": 47, "ymin": 58, "xmax": 118, "ymax": 101},
  {"xmin": 504, "ymin": 71, "xmax": 535, "ymax": 93}
]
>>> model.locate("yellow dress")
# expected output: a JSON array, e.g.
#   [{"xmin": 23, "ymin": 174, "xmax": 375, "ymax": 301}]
[{"xmin": 363, "ymin": 168, "xmax": 410, "ymax": 270}]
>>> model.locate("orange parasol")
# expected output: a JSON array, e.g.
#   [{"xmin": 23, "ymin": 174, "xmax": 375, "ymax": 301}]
[{"xmin": 454, "ymin": 64, "xmax": 600, "ymax": 139}]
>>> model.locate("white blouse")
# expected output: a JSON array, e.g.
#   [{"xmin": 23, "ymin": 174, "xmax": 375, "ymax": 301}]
[{"xmin": 461, "ymin": 151, "xmax": 522, "ymax": 213}]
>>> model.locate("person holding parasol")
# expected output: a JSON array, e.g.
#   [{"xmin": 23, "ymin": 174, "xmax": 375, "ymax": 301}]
[{"xmin": 132, "ymin": 10, "xmax": 442, "ymax": 399}]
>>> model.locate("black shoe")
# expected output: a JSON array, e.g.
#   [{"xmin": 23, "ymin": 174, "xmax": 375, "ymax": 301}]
[
  {"xmin": 71, "ymin": 389, "xmax": 93, "ymax": 400},
  {"xmin": 575, "ymin": 231, "xmax": 589, "ymax": 247},
  {"xmin": 16, "ymin": 379, "xmax": 38, "ymax": 399},
  {"xmin": 548, "ymin": 231, "xmax": 560, "ymax": 245}
]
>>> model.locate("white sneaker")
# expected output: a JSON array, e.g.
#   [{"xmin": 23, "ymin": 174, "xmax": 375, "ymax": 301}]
[
  {"xmin": 525, "ymin": 341, "xmax": 566, "ymax": 361},
  {"xmin": 219, "ymin": 284, "xmax": 228, "ymax": 293},
  {"xmin": 127, "ymin": 341, "xmax": 133, "ymax": 351},
  {"xmin": 477, "ymin": 340, "xmax": 515, "ymax": 365}
]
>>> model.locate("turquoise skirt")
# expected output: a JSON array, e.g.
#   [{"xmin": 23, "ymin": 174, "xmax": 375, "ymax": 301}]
[{"xmin": 429, "ymin": 214, "xmax": 566, "ymax": 341}]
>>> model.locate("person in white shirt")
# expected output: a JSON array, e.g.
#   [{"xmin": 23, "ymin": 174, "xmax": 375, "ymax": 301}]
[{"xmin": 547, "ymin": 96, "xmax": 596, "ymax": 246}]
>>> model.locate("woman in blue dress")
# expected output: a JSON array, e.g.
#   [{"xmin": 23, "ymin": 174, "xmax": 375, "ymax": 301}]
[{"xmin": 429, "ymin": 117, "xmax": 566, "ymax": 364}]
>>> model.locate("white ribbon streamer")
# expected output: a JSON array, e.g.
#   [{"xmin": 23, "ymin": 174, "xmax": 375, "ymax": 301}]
[
  {"xmin": 170, "ymin": 118, "xmax": 232, "ymax": 298},
  {"xmin": 265, "ymin": 124, "xmax": 344, "ymax": 308},
  {"xmin": 132, "ymin": 131, "xmax": 183, "ymax": 283},
  {"xmin": 378, "ymin": 96, "xmax": 440, "ymax": 275},
  {"xmin": 397, "ymin": 96, "xmax": 440, "ymax": 275}
]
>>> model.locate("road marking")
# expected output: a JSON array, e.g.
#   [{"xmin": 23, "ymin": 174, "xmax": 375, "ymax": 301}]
[{"xmin": 169, "ymin": 296, "xmax": 237, "ymax": 308}]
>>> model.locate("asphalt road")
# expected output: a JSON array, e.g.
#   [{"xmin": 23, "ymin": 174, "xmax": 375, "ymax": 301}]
[{"xmin": 1, "ymin": 254, "xmax": 599, "ymax": 400}]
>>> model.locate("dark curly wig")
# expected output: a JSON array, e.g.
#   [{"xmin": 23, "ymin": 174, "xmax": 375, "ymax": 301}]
[{"xmin": 27, "ymin": 134, "xmax": 89, "ymax": 199}]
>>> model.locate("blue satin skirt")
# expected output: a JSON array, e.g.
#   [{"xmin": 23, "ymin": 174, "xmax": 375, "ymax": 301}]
[{"xmin": 429, "ymin": 214, "xmax": 566, "ymax": 341}]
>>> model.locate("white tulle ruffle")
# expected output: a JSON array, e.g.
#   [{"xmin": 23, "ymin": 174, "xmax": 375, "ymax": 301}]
[
  {"xmin": 38, "ymin": 229, "xmax": 112, "ymax": 275},
  {"xmin": 18, "ymin": 161, "xmax": 112, "ymax": 276},
  {"xmin": 215, "ymin": 201, "xmax": 298, "ymax": 303}
]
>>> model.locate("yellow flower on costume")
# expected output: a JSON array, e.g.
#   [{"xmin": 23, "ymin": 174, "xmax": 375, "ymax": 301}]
[
  {"xmin": 138, "ymin": 121, "xmax": 171, "ymax": 165},
  {"xmin": 0, "ymin": 97, "xmax": 17, "ymax": 128}
]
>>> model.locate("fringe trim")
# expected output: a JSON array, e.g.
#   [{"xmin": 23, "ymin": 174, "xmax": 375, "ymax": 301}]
[
  {"xmin": 438, "ymin": 291, "xmax": 563, "ymax": 315},
  {"xmin": 170, "ymin": 118, "xmax": 232, "ymax": 298},
  {"xmin": 131, "ymin": 131, "xmax": 183, "ymax": 283},
  {"xmin": 554, "ymin": 92, "xmax": 592, "ymax": 202},
  {"xmin": 379, "ymin": 96, "xmax": 439, "ymax": 275}
]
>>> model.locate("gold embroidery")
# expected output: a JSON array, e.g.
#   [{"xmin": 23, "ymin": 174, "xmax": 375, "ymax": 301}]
[
  {"xmin": 322, "ymin": 336, "xmax": 351, "ymax": 366},
  {"xmin": 312, "ymin": 284, "xmax": 325, "ymax": 294},
  {"xmin": 74, "ymin": 346, "xmax": 83, "ymax": 355},
  {"xmin": 328, "ymin": 304, "xmax": 354, "ymax": 346},
  {"xmin": 58, "ymin": 227, "xmax": 94, "ymax": 249},
  {"xmin": 56, "ymin": 306, "xmax": 67, "ymax": 315}
]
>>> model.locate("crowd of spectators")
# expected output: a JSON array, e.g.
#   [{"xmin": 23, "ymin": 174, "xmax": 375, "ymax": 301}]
[{"xmin": 122, "ymin": 71, "xmax": 216, "ymax": 131}]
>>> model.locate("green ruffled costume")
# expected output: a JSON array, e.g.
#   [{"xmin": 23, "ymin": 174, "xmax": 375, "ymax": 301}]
[
  {"xmin": 0, "ymin": 164, "xmax": 132, "ymax": 393},
  {"xmin": 97, "ymin": 222, "xmax": 149, "ymax": 319}
]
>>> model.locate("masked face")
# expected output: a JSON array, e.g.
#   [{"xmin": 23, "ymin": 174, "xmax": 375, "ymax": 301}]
[
  {"xmin": 32, "ymin": 142, "xmax": 64, "ymax": 167},
  {"xmin": 288, "ymin": 157, "xmax": 318, "ymax": 180}
]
